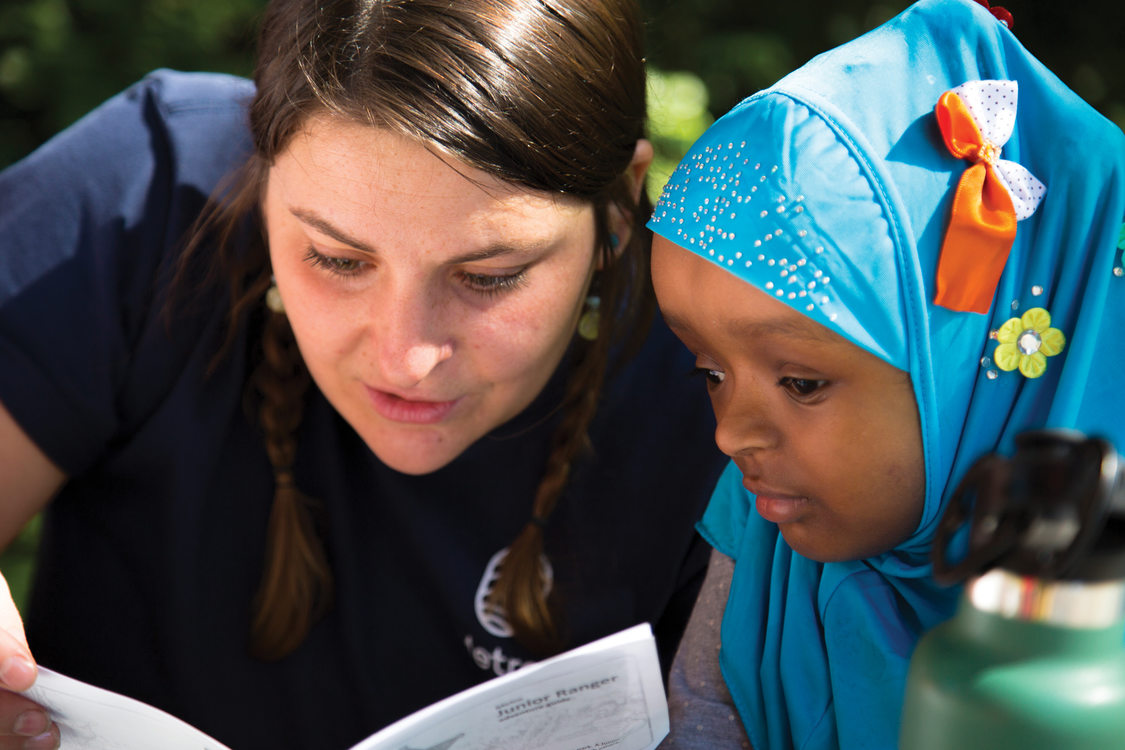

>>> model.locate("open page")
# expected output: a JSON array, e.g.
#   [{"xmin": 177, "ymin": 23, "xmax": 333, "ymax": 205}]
[
  {"xmin": 349, "ymin": 623, "xmax": 668, "ymax": 750},
  {"xmin": 21, "ymin": 623, "xmax": 668, "ymax": 750},
  {"xmin": 23, "ymin": 670, "xmax": 232, "ymax": 750}
]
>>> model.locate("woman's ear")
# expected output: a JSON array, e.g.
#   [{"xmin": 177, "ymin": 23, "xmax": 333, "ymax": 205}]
[
  {"xmin": 602, "ymin": 139, "xmax": 655, "ymax": 267},
  {"xmin": 626, "ymin": 138, "xmax": 654, "ymax": 203}
]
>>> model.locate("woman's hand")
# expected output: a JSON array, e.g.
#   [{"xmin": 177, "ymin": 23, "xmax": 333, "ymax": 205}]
[
  {"xmin": 0, "ymin": 388, "xmax": 71, "ymax": 750},
  {"xmin": 0, "ymin": 576, "xmax": 57, "ymax": 749},
  {"xmin": 0, "ymin": 574, "xmax": 34, "ymax": 693},
  {"xmin": 0, "ymin": 688, "xmax": 58, "ymax": 749}
]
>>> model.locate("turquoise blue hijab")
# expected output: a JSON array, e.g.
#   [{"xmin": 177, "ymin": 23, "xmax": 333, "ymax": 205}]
[{"xmin": 648, "ymin": 0, "xmax": 1125, "ymax": 747}]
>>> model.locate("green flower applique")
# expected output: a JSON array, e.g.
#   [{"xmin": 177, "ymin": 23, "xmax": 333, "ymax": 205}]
[
  {"xmin": 1118, "ymin": 222, "xmax": 1125, "ymax": 267},
  {"xmin": 993, "ymin": 307, "xmax": 1065, "ymax": 378}
]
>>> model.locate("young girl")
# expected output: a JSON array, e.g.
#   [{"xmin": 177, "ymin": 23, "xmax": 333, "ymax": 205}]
[
  {"xmin": 0, "ymin": 1, "xmax": 726, "ymax": 748},
  {"xmin": 647, "ymin": 0, "xmax": 1125, "ymax": 747}
]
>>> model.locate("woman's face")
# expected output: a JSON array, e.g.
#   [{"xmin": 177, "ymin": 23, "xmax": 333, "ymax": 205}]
[
  {"xmin": 651, "ymin": 236, "xmax": 926, "ymax": 562},
  {"xmin": 263, "ymin": 117, "xmax": 597, "ymax": 474}
]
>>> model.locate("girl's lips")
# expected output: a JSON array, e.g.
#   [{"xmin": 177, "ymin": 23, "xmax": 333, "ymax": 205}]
[
  {"xmin": 367, "ymin": 387, "xmax": 459, "ymax": 424},
  {"xmin": 753, "ymin": 494, "xmax": 812, "ymax": 525},
  {"xmin": 743, "ymin": 478, "xmax": 812, "ymax": 525}
]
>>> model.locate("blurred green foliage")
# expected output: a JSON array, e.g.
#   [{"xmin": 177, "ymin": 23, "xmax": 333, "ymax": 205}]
[
  {"xmin": 0, "ymin": 518, "xmax": 40, "ymax": 613},
  {"xmin": 0, "ymin": 0, "xmax": 261, "ymax": 167},
  {"xmin": 3, "ymin": 0, "xmax": 1123, "ymax": 173},
  {"xmin": 1, "ymin": 0, "xmax": 1123, "ymax": 610},
  {"xmin": 642, "ymin": 0, "xmax": 1125, "ymax": 135},
  {"xmin": 647, "ymin": 69, "xmax": 714, "ymax": 200}
]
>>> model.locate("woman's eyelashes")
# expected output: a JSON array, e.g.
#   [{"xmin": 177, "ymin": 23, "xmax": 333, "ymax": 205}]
[
  {"xmin": 458, "ymin": 269, "xmax": 528, "ymax": 297},
  {"xmin": 302, "ymin": 246, "xmax": 529, "ymax": 297},
  {"xmin": 303, "ymin": 246, "xmax": 367, "ymax": 276}
]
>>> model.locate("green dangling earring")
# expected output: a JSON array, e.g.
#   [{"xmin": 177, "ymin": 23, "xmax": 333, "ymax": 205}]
[
  {"xmin": 577, "ymin": 233, "xmax": 618, "ymax": 341},
  {"xmin": 577, "ymin": 295, "xmax": 600, "ymax": 341},
  {"xmin": 265, "ymin": 275, "xmax": 285, "ymax": 314}
]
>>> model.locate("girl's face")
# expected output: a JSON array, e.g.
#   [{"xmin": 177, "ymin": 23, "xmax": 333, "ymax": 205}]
[
  {"xmin": 263, "ymin": 117, "xmax": 598, "ymax": 475},
  {"xmin": 652, "ymin": 236, "xmax": 926, "ymax": 562}
]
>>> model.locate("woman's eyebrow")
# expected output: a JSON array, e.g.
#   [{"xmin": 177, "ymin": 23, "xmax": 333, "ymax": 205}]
[
  {"xmin": 289, "ymin": 206, "xmax": 546, "ymax": 264},
  {"xmin": 290, "ymin": 207, "xmax": 376, "ymax": 254},
  {"xmin": 446, "ymin": 244, "xmax": 541, "ymax": 264}
]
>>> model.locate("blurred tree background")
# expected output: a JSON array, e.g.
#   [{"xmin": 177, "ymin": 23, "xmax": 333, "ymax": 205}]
[
  {"xmin": 642, "ymin": 0, "xmax": 1125, "ymax": 190},
  {"xmin": 1, "ymin": 0, "xmax": 1123, "ymax": 605},
  {"xmin": 2, "ymin": 0, "xmax": 1123, "ymax": 173}
]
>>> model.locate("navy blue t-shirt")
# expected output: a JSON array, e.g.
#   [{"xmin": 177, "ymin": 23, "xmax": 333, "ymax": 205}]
[{"xmin": 0, "ymin": 70, "xmax": 725, "ymax": 750}]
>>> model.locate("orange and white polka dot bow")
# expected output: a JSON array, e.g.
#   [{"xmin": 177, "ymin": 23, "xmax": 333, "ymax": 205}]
[{"xmin": 933, "ymin": 80, "xmax": 1045, "ymax": 313}]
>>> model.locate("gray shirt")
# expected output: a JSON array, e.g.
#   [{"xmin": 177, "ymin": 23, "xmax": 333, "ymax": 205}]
[{"xmin": 660, "ymin": 550, "xmax": 753, "ymax": 749}]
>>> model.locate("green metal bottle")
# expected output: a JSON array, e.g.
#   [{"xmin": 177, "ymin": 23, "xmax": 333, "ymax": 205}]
[{"xmin": 900, "ymin": 430, "xmax": 1125, "ymax": 750}]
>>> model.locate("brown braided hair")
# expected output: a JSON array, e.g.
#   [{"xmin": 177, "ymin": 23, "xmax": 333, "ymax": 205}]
[{"xmin": 175, "ymin": 0, "xmax": 653, "ymax": 660}]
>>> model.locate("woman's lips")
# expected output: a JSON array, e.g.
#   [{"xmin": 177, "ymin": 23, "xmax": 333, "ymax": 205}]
[{"xmin": 367, "ymin": 387, "xmax": 459, "ymax": 424}]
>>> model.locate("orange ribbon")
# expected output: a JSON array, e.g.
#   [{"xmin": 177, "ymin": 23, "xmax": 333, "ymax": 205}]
[{"xmin": 933, "ymin": 90, "xmax": 1017, "ymax": 314}]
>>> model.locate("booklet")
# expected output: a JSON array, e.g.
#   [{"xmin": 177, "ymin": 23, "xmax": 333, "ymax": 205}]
[{"xmin": 23, "ymin": 623, "xmax": 669, "ymax": 750}]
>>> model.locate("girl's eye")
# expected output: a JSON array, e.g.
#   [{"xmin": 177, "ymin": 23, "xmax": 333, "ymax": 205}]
[
  {"xmin": 304, "ymin": 247, "xmax": 366, "ymax": 277},
  {"xmin": 779, "ymin": 376, "xmax": 828, "ymax": 399},
  {"xmin": 690, "ymin": 367, "xmax": 726, "ymax": 386},
  {"xmin": 459, "ymin": 270, "xmax": 528, "ymax": 297}
]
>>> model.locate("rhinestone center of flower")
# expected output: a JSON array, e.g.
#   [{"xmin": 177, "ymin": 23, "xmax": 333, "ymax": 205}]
[{"xmin": 1017, "ymin": 329, "xmax": 1042, "ymax": 355}]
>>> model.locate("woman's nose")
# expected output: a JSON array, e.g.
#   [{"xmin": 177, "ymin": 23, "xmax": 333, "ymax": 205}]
[
  {"xmin": 372, "ymin": 285, "xmax": 454, "ymax": 389},
  {"xmin": 712, "ymin": 379, "xmax": 778, "ymax": 458}
]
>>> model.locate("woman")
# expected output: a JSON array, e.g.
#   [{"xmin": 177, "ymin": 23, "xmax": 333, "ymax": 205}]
[{"xmin": 0, "ymin": 1, "xmax": 725, "ymax": 748}]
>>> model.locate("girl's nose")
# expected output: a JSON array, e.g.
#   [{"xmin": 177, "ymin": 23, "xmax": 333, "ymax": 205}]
[{"xmin": 712, "ymin": 379, "xmax": 779, "ymax": 458}]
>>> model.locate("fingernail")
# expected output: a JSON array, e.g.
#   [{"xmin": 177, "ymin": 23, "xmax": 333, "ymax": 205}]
[
  {"xmin": 14, "ymin": 709, "xmax": 49, "ymax": 736},
  {"xmin": 22, "ymin": 728, "xmax": 60, "ymax": 750},
  {"xmin": 0, "ymin": 655, "xmax": 35, "ymax": 689}
]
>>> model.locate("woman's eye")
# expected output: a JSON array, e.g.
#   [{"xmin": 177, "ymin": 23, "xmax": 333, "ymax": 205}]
[
  {"xmin": 460, "ymin": 270, "xmax": 527, "ymax": 297},
  {"xmin": 303, "ymin": 247, "xmax": 366, "ymax": 276},
  {"xmin": 690, "ymin": 367, "xmax": 726, "ymax": 386},
  {"xmin": 779, "ymin": 376, "xmax": 828, "ymax": 398}
]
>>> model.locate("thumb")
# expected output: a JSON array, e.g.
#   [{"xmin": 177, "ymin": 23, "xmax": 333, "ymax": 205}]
[{"xmin": 0, "ymin": 575, "xmax": 35, "ymax": 692}]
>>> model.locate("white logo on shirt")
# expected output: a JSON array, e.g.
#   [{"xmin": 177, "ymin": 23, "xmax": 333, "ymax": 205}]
[
  {"xmin": 464, "ymin": 547, "xmax": 553, "ymax": 676},
  {"xmin": 473, "ymin": 547, "xmax": 554, "ymax": 637}
]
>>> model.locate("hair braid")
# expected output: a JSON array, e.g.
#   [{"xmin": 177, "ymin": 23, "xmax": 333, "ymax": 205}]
[
  {"xmin": 491, "ymin": 334, "xmax": 611, "ymax": 655},
  {"xmin": 248, "ymin": 307, "xmax": 334, "ymax": 660},
  {"xmin": 490, "ymin": 197, "xmax": 648, "ymax": 656}
]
